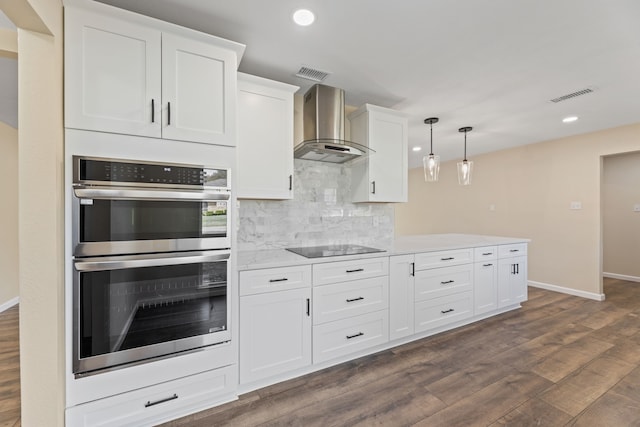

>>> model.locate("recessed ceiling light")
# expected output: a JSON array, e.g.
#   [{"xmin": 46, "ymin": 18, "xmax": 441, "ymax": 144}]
[
  {"xmin": 293, "ymin": 9, "xmax": 315, "ymax": 26},
  {"xmin": 562, "ymin": 116, "xmax": 578, "ymax": 123},
  {"xmin": 412, "ymin": 147, "xmax": 422, "ymax": 152}
]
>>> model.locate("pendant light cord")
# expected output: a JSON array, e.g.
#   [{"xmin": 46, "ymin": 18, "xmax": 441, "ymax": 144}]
[
  {"xmin": 463, "ymin": 130, "xmax": 467, "ymax": 161},
  {"xmin": 429, "ymin": 123, "xmax": 434, "ymax": 155}
]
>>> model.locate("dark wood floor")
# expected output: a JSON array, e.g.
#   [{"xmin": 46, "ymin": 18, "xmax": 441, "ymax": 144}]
[
  {"xmin": 164, "ymin": 278, "xmax": 640, "ymax": 427},
  {"xmin": 0, "ymin": 305, "xmax": 20, "ymax": 427},
  {"xmin": 2, "ymin": 279, "xmax": 640, "ymax": 426}
]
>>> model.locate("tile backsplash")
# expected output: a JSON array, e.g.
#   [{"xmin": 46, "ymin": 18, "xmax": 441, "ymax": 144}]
[{"xmin": 237, "ymin": 159, "xmax": 394, "ymax": 250}]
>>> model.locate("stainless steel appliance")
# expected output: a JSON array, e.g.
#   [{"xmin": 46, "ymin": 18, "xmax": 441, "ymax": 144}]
[
  {"xmin": 71, "ymin": 156, "xmax": 232, "ymax": 377},
  {"xmin": 286, "ymin": 244, "xmax": 384, "ymax": 258}
]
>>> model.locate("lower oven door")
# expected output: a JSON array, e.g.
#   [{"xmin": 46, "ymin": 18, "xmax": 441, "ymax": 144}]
[{"xmin": 73, "ymin": 250, "xmax": 231, "ymax": 377}]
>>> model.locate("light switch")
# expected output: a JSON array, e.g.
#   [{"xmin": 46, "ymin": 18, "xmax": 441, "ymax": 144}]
[
  {"xmin": 570, "ymin": 201, "xmax": 582, "ymax": 210},
  {"xmin": 634, "ymin": 204, "xmax": 640, "ymax": 212}
]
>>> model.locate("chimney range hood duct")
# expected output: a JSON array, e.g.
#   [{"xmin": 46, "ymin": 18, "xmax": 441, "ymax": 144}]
[{"xmin": 294, "ymin": 84, "xmax": 372, "ymax": 163}]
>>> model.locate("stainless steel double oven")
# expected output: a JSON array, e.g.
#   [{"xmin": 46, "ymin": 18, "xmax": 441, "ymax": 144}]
[{"xmin": 71, "ymin": 156, "xmax": 232, "ymax": 377}]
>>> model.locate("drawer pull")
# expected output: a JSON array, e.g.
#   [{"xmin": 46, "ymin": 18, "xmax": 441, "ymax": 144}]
[
  {"xmin": 145, "ymin": 393, "xmax": 178, "ymax": 408},
  {"xmin": 510, "ymin": 249, "xmax": 519, "ymax": 252},
  {"xmin": 346, "ymin": 332, "xmax": 364, "ymax": 340},
  {"xmin": 482, "ymin": 252, "xmax": 493, "ymax": 256},
  {"xmin": 441, "ymin": 308, "xmax": 455, "ymax": 314},
  {"xmin": 346, "ymin": 296, "xmax": 364, "ymax": 303},
  {"xmin": 440, "ymin": 280, "xmax": 455, "ymax": 285},
  {"xmin": 483, "ymin": 263, "xmax": 493, "ymax": 267},
  {"xmin": 346, "ymin": 268, "xmax": 364, "ymax": 273},
  {"xmin": 269, "ymin": 278, "xmax": 289, "ymax": 283},
  {"xmin": 441, "ymin": 257, "xmax": 454, "ymax": 261}
]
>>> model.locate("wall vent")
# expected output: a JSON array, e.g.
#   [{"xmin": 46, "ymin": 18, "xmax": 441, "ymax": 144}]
[
  {"xmin": 295, "ymin": 66, "xmax": 330, "ymax": 82},
  {"xmin": 549, "ymin": 87, "xmax": 594, "ymax": 103}
]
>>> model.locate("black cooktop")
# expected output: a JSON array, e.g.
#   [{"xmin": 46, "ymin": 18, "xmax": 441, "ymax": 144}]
[{"xmin": 286, "ymin": 244, "xmax": 385, "ymax": 259}]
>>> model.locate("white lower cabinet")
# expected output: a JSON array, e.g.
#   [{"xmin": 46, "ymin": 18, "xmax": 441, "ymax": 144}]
[
  {"xmin": 498, "ymin": 255, "xmax": 528, "ymax": 308},
  {"xmin": 474, "ymin": 246, "xmax": 498, "ymax": 315},
  {"xmin": 415, "ymin": 291, "xmax": 474, "ymax": 332},
  {"xmin": 239, "ymin": 265, "xmax": 312, "ymax": 384},
  {"xmin": 389, "ymin": 255, "xmax": 415, "ymax": 340},
  {"xmin": 66, "ymin": 365, "xmax": 237, "ymax": 427},
  {"xmin": 313, "ymin": 310, "xmax": 389, "ymax": 363}
]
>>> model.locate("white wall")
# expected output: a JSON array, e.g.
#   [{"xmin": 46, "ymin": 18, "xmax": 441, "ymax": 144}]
[
  {"xmin": 395, "ymin": 122, "xmax": 640, "ymax": 299},
  {"xmin": 602, "ymin": 151, "xmax": 640, "ymax": 280},
  {"xmin": 0, "ymin": 121, "xmax": 18, "ymax": 309}
]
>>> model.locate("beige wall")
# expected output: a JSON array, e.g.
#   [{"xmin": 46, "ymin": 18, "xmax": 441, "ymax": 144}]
[
  {"xmin": 395, "ymin": 122, "xmax": 640, "ymax": 298},
  {"xmin": 602, "ymin": 151, "xmax": 640, "ymax": 279},
  {"xmin": 13, "ymin": 0, "xmax": 65, "ymax": 425},
  {"xmin": 0, "ymin": 121, "xmax": 18, "ymax": 307}
]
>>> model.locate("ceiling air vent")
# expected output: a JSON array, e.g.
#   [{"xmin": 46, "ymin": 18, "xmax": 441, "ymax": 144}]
[
  {"xmin": 549, "ymin": 87, "xmax": 594, "ymax": 103},
  {"xmin": 295, "ymin": 66, "xmax": 330, "ymax": 82}
]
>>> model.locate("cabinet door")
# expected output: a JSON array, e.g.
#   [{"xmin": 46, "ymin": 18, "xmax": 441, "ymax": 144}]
[
  {"xmin": 497, "ymin": 256, "xmax": 527, "ymax": 308},
  {"xmin": 237, "ymin": 74, "xmax": 298, "ymax": 199},
  {"xmin": 65, "ymin": 8, "xmax": 161, "ymax": 137},
  {"xmin": 239, "ymin": 288, "xmax": 311, "ymax": 384},
  {"xmin": 350, "ymin": 105, "xmax": 408, "ymax": 203},
  {"xmin": 162, "ymin": 33, "xmax": 237, "ymax": 146},
  {"xmin": 474, "ymin": 261, "xmax": 498, "ymax": 315},
  {"xmin": 389, "ymin": 255, "xmax": 415, "ymax": 340}
]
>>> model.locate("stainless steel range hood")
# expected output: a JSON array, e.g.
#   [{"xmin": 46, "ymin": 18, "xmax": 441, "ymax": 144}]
[{"xmin": 294, "ymin": 84, "xmax": 372, "ymax": 163}]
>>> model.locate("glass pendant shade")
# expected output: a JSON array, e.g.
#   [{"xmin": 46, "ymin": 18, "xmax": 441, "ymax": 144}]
[
  {"xmin": 457, "ymin": 159, "xmax": 473, "ymax": 185},
  {"xmin": 423, "ymin": 154, "xmax": 440, "ymax": 182},
  {"xmin": 422, "ymin": 117, "xmax": 440, "ymax": 182}
]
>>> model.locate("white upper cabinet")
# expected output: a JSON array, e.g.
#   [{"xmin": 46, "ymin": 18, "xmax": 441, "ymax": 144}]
[
  {"xmin": 349, "ymin": 104, "xmax": 408, "ymax": 203},
  {"xmin": 237, "ymin": 73, "xmax": 298, "ymax": 199},
  {"xmin": 65, "ymin": 6, "xmax": 240, "ymax": 146}
]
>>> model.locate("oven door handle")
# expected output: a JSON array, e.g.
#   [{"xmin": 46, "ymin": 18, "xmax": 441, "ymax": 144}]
[
  {"xmin": 73, "ymin": 186, "xmax": 230, "ymax": 202},
  {"xmin": 74, "ymin": 251, "xmax": 230, "ymax": 272}
]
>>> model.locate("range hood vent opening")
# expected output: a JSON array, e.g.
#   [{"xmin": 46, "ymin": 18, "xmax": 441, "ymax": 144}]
[{"xmin": 294, "ymin": 84, "xmax": 374, "ymax": 164}]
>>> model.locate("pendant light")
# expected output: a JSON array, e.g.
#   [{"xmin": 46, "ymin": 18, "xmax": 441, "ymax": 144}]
[
  {"xmin": 457, "ymin": 126, "xmax": 473, "ymax": 186},
  {"xmin": 423, "ymin": 118, "xmax": 440, "ymax": 182}
]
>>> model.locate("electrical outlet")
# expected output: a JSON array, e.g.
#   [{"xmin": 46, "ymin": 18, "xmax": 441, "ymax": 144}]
[
  {"xmin": 634, "ymin": 204, "xmax": 640, "ymax": 212},
  {"xmin": 570, "ymin": 201, "xmax": 582, "ymax": 210}
]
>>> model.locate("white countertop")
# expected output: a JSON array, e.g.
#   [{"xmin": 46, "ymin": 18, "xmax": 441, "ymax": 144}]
[{"xmin": 237, "ymin": 234, "xmax": 530, "ymax": 271}]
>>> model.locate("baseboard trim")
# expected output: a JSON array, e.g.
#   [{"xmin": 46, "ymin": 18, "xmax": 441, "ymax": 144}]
[
  {"xmin": 0, "ymin": 297, "xmax": 19, "ymax": 313},
  {"xmin": 528, "ymin": 281, "xmax": 605, "ymax": 301},
  {"xmin": 603, "ymin": 272, "xmax": 640, "ymax": 283}
]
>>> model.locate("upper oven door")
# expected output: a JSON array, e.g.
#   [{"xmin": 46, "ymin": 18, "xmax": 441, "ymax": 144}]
[{"xmin": 73, "ymin": 186, "xmax": 231, "ymax": 256}]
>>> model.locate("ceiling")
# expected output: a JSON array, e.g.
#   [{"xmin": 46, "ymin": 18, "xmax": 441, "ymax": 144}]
[{"xmin": 5, "ymin": 2, "xmax": 640, "ymax": 167}]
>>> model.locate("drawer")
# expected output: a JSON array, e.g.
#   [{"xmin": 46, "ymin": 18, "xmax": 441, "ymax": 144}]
[
  {"xmin": 414, "ymin": 248, "xmax": 473, "ymax": 270},
  {"xmin": 240, "ymin": 265, "xmax": 311, "ymax": 296},
  {"xmin": 313, "ymin": 257, "xmax": 389, "ymax": 286},
  {"xmin": 313, "ymin": 276, "xmax": 389, "ymax": 325},
  {"xmin": 313, "ymin": 310, "xmax": 389, "ymax": 363},
  {"xmin": 498, "ymin": 243, "xmax": 528, "ymax": 259},
  {"xmin": 474, "ymin": 246, "xmax": 497, "ymax": 261},
  {"xmin": 415, "ymin": 291, "xmax": 473, "ymax": 333},
  {"xmin": 414, "ymin": 264, "xmax": 473, "ymax": 302},
  {"xmin": 66, "ymin": 365, "xmax": 237, "ymax": 427}
]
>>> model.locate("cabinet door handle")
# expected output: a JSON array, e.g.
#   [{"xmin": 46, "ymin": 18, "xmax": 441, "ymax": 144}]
[
  {"xmin": 371, "ymin": 181, "xmax": 376, "ymax": 194},
  {"xmin": 515, "ymin": 263, "xmax": 519, "ymax": 274},
  {"xmin": 269, "ymin": 278, "xmax": 288, "ymax": 283},
  {"xmin": 411, "ymin": 262, "xmax": 415, "ymax": 277},
  {"xmin": 145, "ymin": 394, "xmax": 178, "ymax": 408},
  {"xmin": 151, "ymin": 99, "xmax": 155, "ymax": 123},
  {"xmin": 510, "ymin": 249, "xmax": 519, "ymax": 252},
  {"xmin": 306, "ymin": 298, "xmax": 310, "ymax": 316},
  {"xmin": 511, "ymin": 264, "xmax": 516, "ymax": 274},
  {"xmin": 346, "ymin": 296, "xmax": 364, "ymax": 303},
  {"xmin": 167, "ymin": 102, "xmax": 171, "ymax": 126},
  {"xmin": 289, "ymin": 174, "xmax": 293, "ymax": 191},
  {"xmin": 346, "ymin": 332, "xmax": 364, "ymax": 340},
  {"xmin": 483, "ymin": 263, "xmax": 493, "ymax": 267},
  {"xmin": 440, "ymin": 280, "xmax": 454, "ymax": 285},
  {"xmin": 346, "ymin": 268, "xmax": 364, "ymax": 273},
  {"xmin": 441, "ymin": 308, "xmax": 454, "ymax": 314},
  {"xmin": 441, "ymin": 257, "xmax": 454, "ymax": 261}
]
